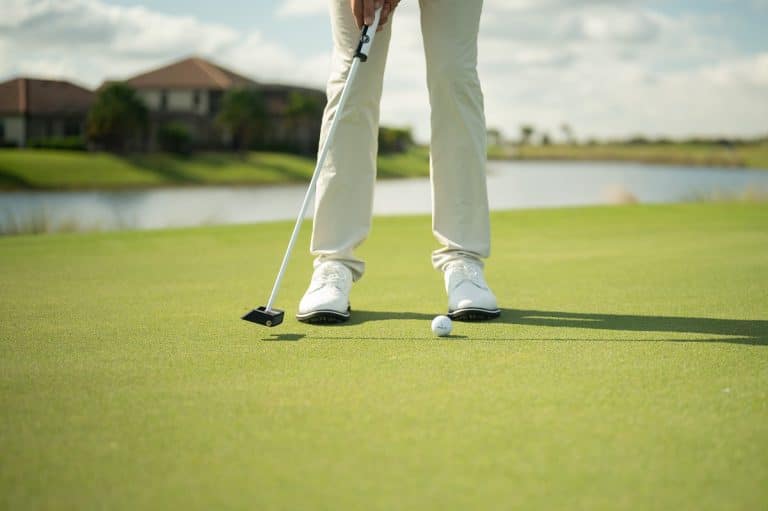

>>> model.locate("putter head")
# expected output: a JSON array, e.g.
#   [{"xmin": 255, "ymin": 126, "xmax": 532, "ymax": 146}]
[{"xmin": 242, "ymin": 306, "xmax": 284, "ymax": 327}]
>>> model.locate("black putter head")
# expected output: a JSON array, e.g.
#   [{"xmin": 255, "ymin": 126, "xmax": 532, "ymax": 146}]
[{"xmin": 242, "ymin": 306, "xmax": 284, "ymax": 327}]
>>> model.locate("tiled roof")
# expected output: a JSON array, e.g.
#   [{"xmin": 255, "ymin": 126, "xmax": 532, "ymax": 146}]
[
  {"xmin": 124, "ymin": 56, "xmax": 256, "ymax": 90},
  {"xmin": 0, "ymin": 78, "xmax": 94, "ymax": 115}
]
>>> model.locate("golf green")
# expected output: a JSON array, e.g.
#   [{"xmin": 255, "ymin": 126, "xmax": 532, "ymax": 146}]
[{"xmin": 1, "ymin": 202, "xmax": 766, "ymax": 510}]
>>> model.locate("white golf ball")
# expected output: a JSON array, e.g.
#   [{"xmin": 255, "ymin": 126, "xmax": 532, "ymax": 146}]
[{"xmin": 431, "ymin": 315, "xmax": 452, "ymax": 337}]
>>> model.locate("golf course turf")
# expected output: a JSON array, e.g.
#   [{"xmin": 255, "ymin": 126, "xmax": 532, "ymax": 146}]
[{"xmin": 1, "ymin": 202, "xmax": 766, "ymax": 509}]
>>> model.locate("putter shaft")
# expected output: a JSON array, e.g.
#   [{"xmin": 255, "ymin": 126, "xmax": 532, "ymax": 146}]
[{"xmin": 263, "ymin": 9, "xmax": 383, "ymax": 315}]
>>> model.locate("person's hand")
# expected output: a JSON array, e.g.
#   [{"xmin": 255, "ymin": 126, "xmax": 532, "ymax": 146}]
[{"xmin": 350, "ymin": 0, "xmax": 400, "ymax": 31}]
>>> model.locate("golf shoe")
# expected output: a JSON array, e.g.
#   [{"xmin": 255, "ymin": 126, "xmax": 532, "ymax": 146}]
[
  {"xmin": 444, "ymin": 259, "xmax": 500, "ymax": 321},
  {"xmin": 297, "ymin": 261, "xmax": 353, "ymax": 323}
]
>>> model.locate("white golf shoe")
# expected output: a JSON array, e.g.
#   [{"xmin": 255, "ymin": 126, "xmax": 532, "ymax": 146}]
[
  {"xmin": 444, "ymin": 260, "xmax": 500, "ymax": 321},
  {"xmin": 297, "ymin": 261, "xmax": 353, "ymax": 323}
]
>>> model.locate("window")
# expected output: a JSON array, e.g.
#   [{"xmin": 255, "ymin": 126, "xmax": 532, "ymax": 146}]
[
  {"xmin": 193, "ymin": 90, "xmax": 200, "ymax": 109},
  {"xmin": 160, "ymin": 90, "xmax": 168, "ymax": 111},
  {"xmin": 0, "ymin": 119, "xmax": 4, "ymax": 140},
  {"xmin": 209, "ymin": 90, "xmax": 223, "ymax": 115}
]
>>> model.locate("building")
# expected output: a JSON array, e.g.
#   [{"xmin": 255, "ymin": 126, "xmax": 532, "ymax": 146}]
[
  {"xmin": 0, "ymin": 57, "xmax": 326, "ymax": 153},
  {"xmin": 0, "ymin": 78, "xmax": 94, "ymax": 147},
  {"xmin": 118, "ymin": 56, "xmax": 326, "ymax": 152}
]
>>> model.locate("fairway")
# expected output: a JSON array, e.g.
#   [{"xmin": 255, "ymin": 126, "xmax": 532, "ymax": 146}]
[{"xmin": 1, "ymin": 202, "xmax": 767, "ymax": 510}]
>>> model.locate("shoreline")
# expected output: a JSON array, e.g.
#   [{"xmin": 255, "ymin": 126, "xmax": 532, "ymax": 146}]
[{"xmin": 0, "ymin": 144, "xmax": 766, "ymax": 192}]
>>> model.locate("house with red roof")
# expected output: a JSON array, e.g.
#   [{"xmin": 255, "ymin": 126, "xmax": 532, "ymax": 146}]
[
  {"xmin": 116, "ymin": 56, "xmax": 325, "ymax": 152},
  {"xmin": 0, "ymin": 78, "xmax": 94, "ymax": 147},
  {"xmin": 0, "ymin": 56, "xmax": 325, "ymax": 153}
]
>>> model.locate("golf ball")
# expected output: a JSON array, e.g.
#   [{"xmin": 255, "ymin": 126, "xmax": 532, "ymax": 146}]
[{"xmin": 431, "ymin": 315, "xmax": 452, "ymax": 337}]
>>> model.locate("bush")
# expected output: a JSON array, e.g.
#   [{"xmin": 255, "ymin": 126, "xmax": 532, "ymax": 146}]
[
  {"xmin": 27, "ymin": 136, "xmax": 87, "ymax": 151},
  {"xmin": 158, "ymin": 122, "xmax": 193, "ymax": 155},
  {"xmin": 256, "ymin": 141, "xmax": 305, "ymax": 154},
  {"xmin": 626, "ymin": 136, "xmax": 650, "ymax": 145},
  {"xmin": 379, "ymin": 127, "xmax": 413, "ymax": 154}
]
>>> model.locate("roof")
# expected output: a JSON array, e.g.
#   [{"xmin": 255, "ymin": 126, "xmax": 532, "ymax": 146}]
[
  {"xmin": 0, "ymin": 78, "xmax": 95, "ymax": 115},
  {"xmin": 124, "ymin": 56, "xmax": 257, "ymax": 90}
]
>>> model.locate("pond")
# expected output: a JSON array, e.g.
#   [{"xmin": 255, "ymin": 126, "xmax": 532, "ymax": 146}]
[{"xmin": 1, "ymin": 160, "xmax": 767, "ymax": 234}]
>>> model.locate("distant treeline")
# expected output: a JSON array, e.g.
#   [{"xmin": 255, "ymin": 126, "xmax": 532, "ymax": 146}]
[
  {"xmin": 488, "ymin": 124, "xmax": 768, "ymax": 148},
  {"xmin": 596, "ymin": 135, "xmax": 768, "ymax": 147}
]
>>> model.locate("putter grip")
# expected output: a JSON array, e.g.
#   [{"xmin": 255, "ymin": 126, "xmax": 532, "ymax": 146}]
[{"xmin": 354, "ymin": 7, "xmax": 382, "ymax": 61}]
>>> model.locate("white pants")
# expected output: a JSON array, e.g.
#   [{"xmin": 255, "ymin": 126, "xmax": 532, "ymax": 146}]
[{"xmin": 311, "ymin": 0, "xmax": 490, "ymax": 280}]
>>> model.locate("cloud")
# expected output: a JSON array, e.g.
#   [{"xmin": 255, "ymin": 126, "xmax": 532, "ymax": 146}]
[
  {"xmin": 276, "ymin": 0, "xmax": 326, "ymax": 17},
  {"xmin": 224, "ymin": 32, "xmax": 330, "ymax": 87},
  {"xmin": 1, "ymin": 0, "xmax": 765, "ymax": 141},
  {"xmin": 484, "ymin": 0, "xmax": 638, "ymax": 12},
  {"xmin": 467, "ymin": 1, "xmax": 768, "ymax": 139},
  {"xmin": 556, "ymin": 10, "xmax": 662, "ymax": 43},
  {"xmin": 0, "ymin": 0, "xmax": 239, "ymax": 56},
  {"xmin": 0, "ymin": 0, "xmax": 324, "ymax": 87},
  {"xmin": 286, "ymin": 0, "xmax": 767, "ymax": 139}
]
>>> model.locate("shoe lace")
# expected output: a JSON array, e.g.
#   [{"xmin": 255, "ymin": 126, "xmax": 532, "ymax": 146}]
[
  {"xmin": 314, "ymin": 265, "xmax": 349, "ymax": 290},
  {"xmin": 447, "ymin": 261, "xmax": 487, "ymax": 291}
]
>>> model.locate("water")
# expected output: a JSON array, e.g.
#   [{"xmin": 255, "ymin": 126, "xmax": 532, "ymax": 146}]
[{"xmin": 1, "ymin": 160, "xmax": 767, "ymax": 234}]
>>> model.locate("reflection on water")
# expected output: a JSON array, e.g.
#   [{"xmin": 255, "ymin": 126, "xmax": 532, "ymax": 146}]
[{"xmin": 1, "ymin": 160, "xmax": 767, "ymax": 234}]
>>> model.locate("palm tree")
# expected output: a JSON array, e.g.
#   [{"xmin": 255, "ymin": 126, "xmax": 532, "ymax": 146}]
[
  {"xmin": 217, "ymin": 88, "xmax": 267, "ymax": 154},
  {"xmin": 87, "ymin": 82, "xmax": 148, "ymax": 152},
  {"xmin": 285, "ymin": 92, "xmax": 323, "ymax": 154},
  {"xmin": 519, "ymin": 124, "xmax": 535, "ymax": 146},
  {"xmin": 560, "ymin": 123, "xmax": 576, "ymax": 145}
]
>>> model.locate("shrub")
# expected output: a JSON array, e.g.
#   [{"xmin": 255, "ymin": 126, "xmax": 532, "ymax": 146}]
[
  {"xmin": 379, "ymin": 127, "xmax": 413, "ymax": 154},
  {"xmin": 27, "ymin": 136, "xmax": 87, "ymax": 151},
  {"xmin": 158, "ymin": 122, "xmax": 193, "ymax": 155}
]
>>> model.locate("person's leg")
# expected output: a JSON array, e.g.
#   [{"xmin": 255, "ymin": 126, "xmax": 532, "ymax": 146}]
[
  {"xmin": 298, "ymin": 1, "xmax": 391, "ymax": 323},
  {"xmin": 419, "ymin": 0, "xmax": 490, "ymax": 271},
  {"xmin": 310, "ymin": 0, "xmax": 392, "ymax": 281},
  {"xmin": 420, "ymin": 0, "xmax": 499, "ymax": 320}
]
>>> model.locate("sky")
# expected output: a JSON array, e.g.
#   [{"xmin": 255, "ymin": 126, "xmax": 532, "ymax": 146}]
[{"xmin": 1, "ymin": 0, "xmax": 767, "ymax": 142}]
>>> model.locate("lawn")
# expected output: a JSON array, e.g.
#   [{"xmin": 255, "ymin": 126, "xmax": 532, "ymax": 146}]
[
  {"xmin": 1, "ymin": 202, "xmax": 767, "ymax": 510},
  {"xmin": 491, "ymin": 142, "xmax": 768, "ymax": 169},
  {"xmin": 2, "ymin": 141, "xmax": 766, "ymax": 191},
  {"xmin": 0, "ymin": 147, "xmax": 431, "ymax": 190}
]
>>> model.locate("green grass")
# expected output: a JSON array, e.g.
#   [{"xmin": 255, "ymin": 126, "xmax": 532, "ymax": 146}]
[
  {"xmin": 0, "ymin": 147, "xmax": 431, "ymax": 190},
  {"xmin": 1, "ymin": 202, "xmax": 767, "ymax": 510},
  {"xmin": 490, "ymin": 142, "xmax": 768, "ymax": 169},
  {"xmin": 4, "ymin": 141, "xmax": 766, "ymax": 192}
]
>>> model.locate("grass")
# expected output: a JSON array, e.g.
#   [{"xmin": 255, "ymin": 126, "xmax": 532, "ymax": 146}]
[
  {"xmin": 1, "ymin": 202, "xmax": 767, "ymax": 510},
  {"xmin": 0, "ymin": 147, "xmax": 431, "ymax": 190},
  {"xmin": 3, "ymin": 141, "xmax": 767, "ymax": 192},
  {"xmin": 490, "ymin": 142, "xmax": 768, "ymax": 169}
]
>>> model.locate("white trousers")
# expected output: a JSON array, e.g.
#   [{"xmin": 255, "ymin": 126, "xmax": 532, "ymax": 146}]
[{"xmin": 311, "ymin": 0, "xmax": 490, "ymax": 281}]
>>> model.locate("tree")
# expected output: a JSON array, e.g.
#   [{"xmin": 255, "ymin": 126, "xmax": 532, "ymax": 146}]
[
  {"xmin": 286, "ymin": 92, "xmax": 323, "ymax": 124},
  {"xmin": 217, "ymin": 87, "xmax": 267, "ymax": 153},
  {"xmin": 87, "ymin": 82, "xmax": 148, "ymax": 152},
  {"xmin": 519, "ymin": 124, "xmax": 535, "ymax": 146},
  {"xmin": 560, "ymin": 123, "xmax": 576, "ymax": 145},
  {"xmin": 486, "ymin": 128, "xmax": 503, "ymax": 147},
  {"xmin": 285, "ymin": 92, "xmax": 324, "ymax": 154},
  {"xmin": 378, "ymin": 126, "xmax": 414, "ymax": 154}
]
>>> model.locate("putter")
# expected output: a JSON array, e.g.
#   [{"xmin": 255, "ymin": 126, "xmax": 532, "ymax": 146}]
[{"xmin": 242, "ymin": 8, "xmax": 383, "ymax": 327}]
